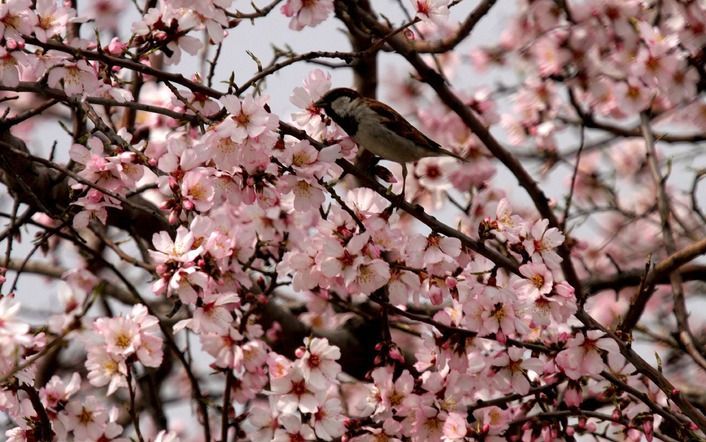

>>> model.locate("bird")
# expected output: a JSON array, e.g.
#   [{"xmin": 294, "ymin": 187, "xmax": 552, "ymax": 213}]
[{"xmin": 314, "ymin": 87, "xmax": 467, "ymax": 194}]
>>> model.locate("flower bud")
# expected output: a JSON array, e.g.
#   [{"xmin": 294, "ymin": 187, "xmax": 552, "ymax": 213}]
[
  {"xmin": 295, "ymin": 347, "xmax": 305, "ymax": 358},
  {"xmin": 107, "ymin": 37, "xmax": 127, "ymax": 55}
]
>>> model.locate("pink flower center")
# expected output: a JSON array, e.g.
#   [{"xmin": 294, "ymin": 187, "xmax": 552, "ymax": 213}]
[
  {"xmin": 426, "ymin": 234, "xmax": 440, "ymax": 249},
  {"xmin": 308, "ymin": 353, "xmax": 321, "ymax": 368},
  {"xmin": 115, "ymin": 333, "xmax": 132, "ymax": 349},
  {"xmin": 291, "ymin": 380, "xmax": 307, "ymax": 396},
  {"xmin": 234, "ymin": 112, "xmax": 250, "ymax": 126},
  {"xmin": 340, "ymin": 250, "xmax": 355, "ymax": 266},
  {"xmin": 645, "ymin": 56, "xmax": 661, "ymax": 73},
  {"xmin": 222, "ymin": 334, "xmax": 237, "ymax": 347},
  {"xmin": 626, "ymin": 84, "xmax": 641, "ymax": 100},
  {"xmin": 425, "ymin": 164, "xmax": 441, "ymax": 179},
  {"xmin": 389, "ymin": 390, "xmax": 404, "ymax": 406},
  {"xmin": 531, "ymin": 274, "xmax": 545, "ymax": 289},
  {"xmin": 490, "ymin": 302, "xmax": 506, "ymax": 320},
  {"xmin": 78, "ymin": 407, "xmax": 94, "ymax": 425}
]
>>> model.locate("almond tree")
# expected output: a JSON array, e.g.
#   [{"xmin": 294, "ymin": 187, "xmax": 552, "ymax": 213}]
[{"xmin": 1, "ymin": 0, "xmax": 706, "ymax": 441}]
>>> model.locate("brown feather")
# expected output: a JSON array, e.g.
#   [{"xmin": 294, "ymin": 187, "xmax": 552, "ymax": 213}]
[{"xmin": 362, "ymin": 97, "xmax": 468, "ymax": 162}]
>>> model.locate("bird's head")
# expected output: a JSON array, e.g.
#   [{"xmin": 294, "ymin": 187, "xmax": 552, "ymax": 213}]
[{"xmin": 314, "ymin": 87, "xmax": 360, "ymax": 117}]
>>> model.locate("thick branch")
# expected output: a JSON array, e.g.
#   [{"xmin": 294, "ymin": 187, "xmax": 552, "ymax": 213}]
[{"xmin": 0, "ymin": 131, "xmax": 170, "ymax": 243}]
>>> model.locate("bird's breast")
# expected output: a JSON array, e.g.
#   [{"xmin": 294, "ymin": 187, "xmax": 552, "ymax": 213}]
[{"xmin": 353, "ymin": 119, "xmax": 435, "ymax": 163}]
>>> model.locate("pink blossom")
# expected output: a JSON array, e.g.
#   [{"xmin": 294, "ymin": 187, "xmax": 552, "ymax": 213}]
[
  {"xmin": 172, "ymin": 89, "xmax": 221, "ymax": 117},
  {"xmin": 279, "ymin": 249, "xmax": 324, "ymax": 292},
  {"xmin": 291, "ymin": 69, "xmax": 331, "ymax": 137},
  {"xmin": 319, "ymin": 233, "xmax": 367, "ymax": 281},
  {"xmin": 242, "ymin": 340, "xmax": 269, "ymax": 373},
  {"xmin": 161, "ymin": 31, "xmax": 201, "ymax": 66},
  {"xmin": 181, "ymin": 169, "xmax": 215, "ymax": 212},
  {"xmin": 472, "ymin": 406, "xmax": 509, "ymax": 438},
  {"xmin": 411, "ymin": 405, "xmax": 444, "ymax": 440},
  {"xmin": 388, "ymin": 269, "xmax": 421, "ymax": 305},
  {"xmin": 490, "ymin": 347, "xmax": 543, "ymax": 395},
  {"xmin": 47, "ymin": 60, "xmax": 99, "ymax": 96},
  {"xmin": 369, "ymin": 367, "xmax": 416, "ymax": 417},
  {"xmin": 273, "ymin": 412, "xmax": 316, "ymax": 441},
  {"xmin": 85, "ymin": 346, "xmax": 128, "ymax": 395},
  {"xmin": 414, "ymin": 157, "xmax": 457, "ymax": 193},
  {"xmin": 5, "ymin": 427, "xmax": 33, "ymax": 442},
  {"xmin": 279, "ymin": 175, "xmax": 326, "ymax": 212},
  {"xmin": 405, "ymin": 233, "xmax": 461, "ymax": 267},
  {"xmin": 298, "ymin": 337, "xmax": 341, "ymax": 389},
  {"xmin": 556, "ymin": 330, "xmax": 619, "ymax": 379},
  {"xmin": 243, "ymin": 403, "xmax": 280, "ymax": 442},
  {"xmin": 157, "ymin": 135, "xmax": 207, "ymax": 174},
  {"xmin": 280, "ymin": 139, "xmax": 340, "ymax": 177},
  {"xmin": 95, "ymin": 316, "xmax": 141, "ymax": 358},
  {"xmin": 614, "ymin": 79, "xmax": 652, "ymax": 114},
  {"xmin": 0, "ymin": 296, "xmax": 31, "ymax": 357},
  {"xmin": 532, "ymin": 33, "xmax": 571, "ymax": 77},
  {"xmin": 493, "ymin": 198, "xmax": 526, "ymax": 243},
  {"xmin": 166, "ymin": 266, "xmax": 209, "ymax": 304},
  {"xmin": 150, "ymin": 226, "xmax": 203, "ymax": 265},
  {"xmin": 0, "ymin": 48, "xmax": 26, "ymax": 87},
  {"xmin": 530, "ymin": 280, "xmax": 577, "ymax": 325},
  {"xmin": 270, "ymin": 366, "xmax": 323, "ymax": 414},
  {"xmin": 219, "ymin": 94, "xmax": 277, "ymax": 141},
  {"xmin": 40, "ymin": 373, "xmax": 81, "ymax": 411},
  {"xmin": 127, "ymin": 304, "xmax": 164, "ymax": 367},
  {"xmin": 412, "ymin": 0, "xmax": 449, "ymax": 24},
  {"xmin": 201, "ymin": 131, "xmax": 241, "ymax": 172},
  {"xmin": 523, "ymin": 218, "xmax": 565, "ymax": 270},
  {"xmin": 0, "ymin": 0, "xmax": 37, "ymax": 41},
  {"xmin": 177, "ymin": 291, "xmax": 238, "ymax": 334},
  {"xmin": 70, "ymin": 137, "xmax": 117, "ymax": 189},
  {"xmin": 281, "ymin": 0, "xmax": 334, "ymax": 30},
  {"xmin": 33, "ymin": 0, "xmax": 74, "ymax": 42},
  {"xmin": 312, "ymin": 397, "xmax": 345, "ymax": 440},
  {"xmin": 513, "ymin": 261, "xmax": 554, "ymax": 300},
  {"xmin": 200, "ymin": 327, "xmax": 245, "ymax": 369},
  {"xmin": 72, "ymin": 189, "xmax": 121, "ymax": 229},
  {"xmin": 58, "ymin": 396, "xmax": 108, "ymax": 441},
  {"xmin": 89, "ymin": 0, "xmax": 126, "ymax": 31},
  {"xmin": 442, "ymin": 412, "xmax": 467, "ymax": 441},
  {"xmin": 463, "ymin": 287, "xmax": 528, "ymax": 336},
  {"xmin": 349, "ymin": 259, "xmax": 391, "ymax": 295}
]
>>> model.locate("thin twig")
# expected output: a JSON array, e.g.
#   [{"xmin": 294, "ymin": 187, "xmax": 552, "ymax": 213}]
[
  {"xmin": 561, "ymin": 124, "xmax": 585, "ymax": 230},
  {"xmin": 640, "ymin": 112, "xmax": 706, "ymax": 371}
]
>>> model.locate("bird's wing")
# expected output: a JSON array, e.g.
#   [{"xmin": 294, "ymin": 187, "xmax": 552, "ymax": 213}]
[{"xmin": 364, "ymin": 98, "xmax": 467, "ymax": 162}]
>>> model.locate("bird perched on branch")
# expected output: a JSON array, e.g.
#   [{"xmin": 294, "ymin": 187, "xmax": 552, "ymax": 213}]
[{"xmin": 314, "ymin": 87, "xmax": 467, "ymax": 194}]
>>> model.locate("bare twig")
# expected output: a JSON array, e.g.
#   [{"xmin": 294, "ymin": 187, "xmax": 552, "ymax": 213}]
[{"xmin": 640, "ymin": 112, "xmax": 706, "ymax": 371}]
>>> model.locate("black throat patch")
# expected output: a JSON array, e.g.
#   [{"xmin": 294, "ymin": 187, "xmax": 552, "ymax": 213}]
[{"xmin": 330, "ymin": 112, "xmax": 358, "ymax": 137}]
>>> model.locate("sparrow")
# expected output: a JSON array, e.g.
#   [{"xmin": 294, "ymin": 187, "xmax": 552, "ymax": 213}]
[{"xmin": 314, "ymin": 87, "xmax": 467, "ymax": 194}]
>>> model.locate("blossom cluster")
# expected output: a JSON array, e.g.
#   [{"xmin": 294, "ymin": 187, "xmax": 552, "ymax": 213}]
[
  {"xmin": 0, "ymin": 0, "xmax": 704, "ymax": 441},
  {"xmin": 85, "ymin": 304, "xmax": 163, "ymax": 395},
  {"xmin": 243, "ymin": 337, "xmax": 345, "ymax": 441},
  {"xmin": 69, "ymin": 135, "xmax": 145, "ymax": 229}
]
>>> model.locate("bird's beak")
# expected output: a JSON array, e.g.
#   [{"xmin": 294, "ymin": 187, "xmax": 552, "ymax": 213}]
[{"xmin": 314, "ymin": 98, "xmax": 325, "ymax": 109}]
